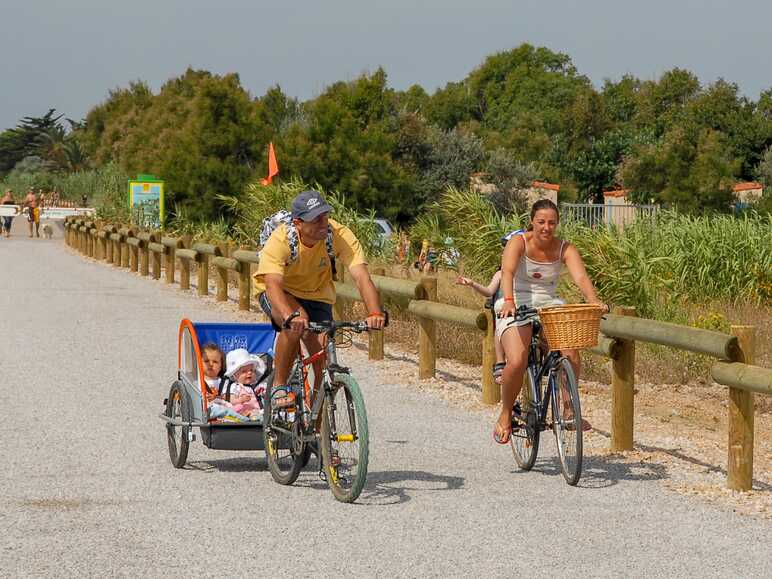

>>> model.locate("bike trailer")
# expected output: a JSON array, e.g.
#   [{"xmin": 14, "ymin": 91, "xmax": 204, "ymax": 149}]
[{"xmin": 161, "ymin": 319, "xmax": 276, "ymax": 465}]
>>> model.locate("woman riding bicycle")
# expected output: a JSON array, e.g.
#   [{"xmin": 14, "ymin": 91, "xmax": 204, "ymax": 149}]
[{"xmin": 494, "ymin": 199, "xmax": 606, "ymax": 444}]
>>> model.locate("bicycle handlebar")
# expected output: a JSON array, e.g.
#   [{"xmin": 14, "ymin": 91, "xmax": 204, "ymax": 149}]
[
  {"xmin": 498, "ymin": 304, "xmax": 538, "ymax": 321},
  {"xmin": 285, "ymin": 310, "xmax": 390, "ymax": 334}
]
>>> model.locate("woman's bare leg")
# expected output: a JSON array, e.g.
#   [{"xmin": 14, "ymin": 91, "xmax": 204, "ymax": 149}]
[
  {"xmin": 496, "ymin": 324, "xmax": 532, "ymax": 439},
  {"xmin": 494, "ymin": 335, "xmax": 505, "ymax": 364}
]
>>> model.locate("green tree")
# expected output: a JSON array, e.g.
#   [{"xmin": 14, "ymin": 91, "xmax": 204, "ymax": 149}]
[{"xmin": 619, "ymin": 126, "xmax": 738, "ymax": 211}]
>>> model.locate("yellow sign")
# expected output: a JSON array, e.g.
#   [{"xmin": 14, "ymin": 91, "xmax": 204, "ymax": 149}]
[{"xmin": 128, "ymin": 178, "xmax": 164, "ymax": 228}]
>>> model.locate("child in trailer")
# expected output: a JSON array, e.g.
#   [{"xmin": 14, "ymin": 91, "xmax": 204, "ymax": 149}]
[
  {"xmin": 200, "ymin": 343, "xmax": 252, "ymax": 422},
  {"xmin": 221, "ymin": 348, "xmax": 267, "ymax": 422}
]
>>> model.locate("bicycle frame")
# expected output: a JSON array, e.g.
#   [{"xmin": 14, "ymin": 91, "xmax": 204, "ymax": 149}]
[
  {"xmin": 522, "ymin": 320, "xmax": 563, "ymax": 430},
  {"xmin": 268, "ymin": 325, "xmax": 353, "ymax": 444}
]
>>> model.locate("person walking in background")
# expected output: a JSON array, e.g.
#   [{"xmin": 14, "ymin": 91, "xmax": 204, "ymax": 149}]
[
  {"xmin": 1, "ymin": 189, "xmax": 16, "ymax": 237},
  {"xmin": 24, "ymin": 188, "xmax": 40, "ymax": 238}
]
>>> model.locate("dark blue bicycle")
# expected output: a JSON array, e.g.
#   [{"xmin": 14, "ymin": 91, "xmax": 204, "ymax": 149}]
[{"xmin": 509, "ymin": 305, "xmax": 584, "ymax": 486}]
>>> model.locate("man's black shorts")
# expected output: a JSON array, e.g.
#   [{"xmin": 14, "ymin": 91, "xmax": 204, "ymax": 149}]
[{"xmin": 258, "ymin": 292, "xmax": 333, "ymax": 332}]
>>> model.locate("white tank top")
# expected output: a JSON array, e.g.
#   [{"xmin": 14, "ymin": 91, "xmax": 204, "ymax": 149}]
[{"xmin": 513, "ymin": 232, "xmax": 565, "ymax": 307}]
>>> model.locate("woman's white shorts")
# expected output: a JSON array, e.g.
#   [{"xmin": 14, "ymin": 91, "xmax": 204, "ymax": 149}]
[{"xmin": 492, "ymin": 297, "xmax": 564, "ymax": 340}]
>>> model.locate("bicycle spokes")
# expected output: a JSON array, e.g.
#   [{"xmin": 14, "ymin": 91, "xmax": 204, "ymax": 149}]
[
  {"xmin": 510, "ymin": 370, "xmax": 540, "ymax": 470},
  {"xmin": 320, "ymin": 378, "xmax": 369, "ymax": 503}
]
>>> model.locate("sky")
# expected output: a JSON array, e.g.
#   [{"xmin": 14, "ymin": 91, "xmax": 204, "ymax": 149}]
[{"xmin": 2, "ymin": 0, "xmax": 771, "ymax": 131}]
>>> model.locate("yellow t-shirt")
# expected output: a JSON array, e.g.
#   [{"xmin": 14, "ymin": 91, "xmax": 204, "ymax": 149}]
[{"xmin": 253, "ymin": 218, "xmax": 367, "ymax": 304}]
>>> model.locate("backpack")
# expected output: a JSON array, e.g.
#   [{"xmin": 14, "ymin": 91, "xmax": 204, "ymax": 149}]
[{"xmin": 259, "ymin": 210, "xmax": 337, "ymax": 276}]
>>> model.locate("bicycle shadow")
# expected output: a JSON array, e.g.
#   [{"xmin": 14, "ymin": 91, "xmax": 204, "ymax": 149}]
[
  {"xmin": 590, "ymin": 428, "xmax": 772, "ymax": 492},
  {"xmin": 185, "ymin": 456, "xmax": 269, "ymax": 473},
  {"xmin": 295, "ymin": 466, "xmax": 465, "ymax": 506},
  {"xmin": 516, "ymin": 452, "xmax": 669, "ymax": 489}
]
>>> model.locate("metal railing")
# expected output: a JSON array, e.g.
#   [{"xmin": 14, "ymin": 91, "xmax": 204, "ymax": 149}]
[{"xmin": 561, "ymin": 203, "xmax": 660, "ymax": 229}]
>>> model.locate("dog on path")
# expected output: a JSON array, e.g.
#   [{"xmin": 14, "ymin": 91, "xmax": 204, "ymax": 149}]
[{"xmin": 41, "ymin": 223, "xmax": 53, "ymax": 239}]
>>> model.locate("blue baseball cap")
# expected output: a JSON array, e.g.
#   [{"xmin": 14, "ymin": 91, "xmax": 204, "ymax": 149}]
[{"xmin": 291, "ymin": 190, "xmax": 332, "ymax": 221}]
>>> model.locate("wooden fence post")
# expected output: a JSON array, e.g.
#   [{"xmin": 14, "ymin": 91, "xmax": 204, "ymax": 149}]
[
  {"xmin": 179, "ymin": 235, "xmax": 191, "ymax": 290},
  {"xmin": 129, "ymin": 240, "xmax": 138, "ymax": 272},
  {"xmin": 215, "ymin": 243, "xmax": 228, "ymax": 302},
  {"xmin": 112, "ymin": 234, "xmax": 121, "ymax": 266},
  {"xmin": 105, "ymin": 233, "xmax": 113, "ymax": 263},
  {"xmin": 164, "ymin": 238, "xmax": 177, "ymax": 285},
  {"xmin": 481, "ymin": 309, "xmax": 499, "ymax": 404},
  {"xmin": 151, "ymin": 242, "xmax": 162, "ymax": 280},
  {"xmin": 418, "ymin": 276, "xmax": 437, "ymax": 379},
  {"xmin": 728, "ymin": 325, "xmax": 755, "ymax": 491},
  {"xmin": 611, "ymin": 306, "xmax": 636, "ymax": 452},
  {"xmin": 139, "ymin": 239, "xmax": 149, "ymax": 277},
  {"xmin": 368, "ymin": 267, "xmax": 386, "ymax": 360},
  {"xmin": 238, "ymin": 250, "xmax": 251, "ymax": 311},
  {"xmin": 120, "ymin": 237, "xmax": 129, "ymax": 268},
  {"xmin": 216, "ymin": 260, "xmax": 228, "ymax": 302},
  {"xmin": 94, "ymin": 227, "xmax": 107, "ymax": 260},
  {"xmin": 198, "ymin": 253, "xmax": 209, "ymax": 297}
]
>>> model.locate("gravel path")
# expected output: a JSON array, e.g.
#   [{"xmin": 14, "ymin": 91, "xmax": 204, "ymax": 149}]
[{"xmin": 2, "ymin": 227, "xmax": 771, "ymax": 578}]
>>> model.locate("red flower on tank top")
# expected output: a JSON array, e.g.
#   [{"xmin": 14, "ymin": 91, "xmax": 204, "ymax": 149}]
[{"xmin": 532, "ymin": 271, "xmax": 542, "ymax": 279}]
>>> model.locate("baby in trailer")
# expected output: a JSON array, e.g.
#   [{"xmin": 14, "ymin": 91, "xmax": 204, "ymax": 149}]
[
  {"xmin": 223, "ymin": 348, "xmax": 266, "ymax": 421},
  {"xmin": 201, "ymin": 344, "xmax": 265, "ymax": 422}
]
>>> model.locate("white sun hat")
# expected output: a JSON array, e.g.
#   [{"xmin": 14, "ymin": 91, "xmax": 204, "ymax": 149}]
[{"xmin": 225, "ymin": 348, "xmax": 266, "ymax": 379}]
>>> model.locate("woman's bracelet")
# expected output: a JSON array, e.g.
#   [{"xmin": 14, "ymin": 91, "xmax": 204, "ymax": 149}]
[{"xmin": 503, "ymin": 297, "xmax": 515, "ymax": 303}]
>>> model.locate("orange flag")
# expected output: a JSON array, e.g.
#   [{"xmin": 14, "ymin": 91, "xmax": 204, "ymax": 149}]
[{"xmin": 260, "ymin": 142, "xmax": 279, "ymax": 185}]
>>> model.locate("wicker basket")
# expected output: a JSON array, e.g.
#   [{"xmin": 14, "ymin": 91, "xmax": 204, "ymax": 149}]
[{"xmin": 538, "ymin": 304, "xmax": 604, "ymax": 350}]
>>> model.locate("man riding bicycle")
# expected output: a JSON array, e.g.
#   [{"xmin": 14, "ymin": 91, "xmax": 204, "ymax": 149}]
[{"xmin": 254, "ymin": 190, "xmax": 385, "ymax": 409}]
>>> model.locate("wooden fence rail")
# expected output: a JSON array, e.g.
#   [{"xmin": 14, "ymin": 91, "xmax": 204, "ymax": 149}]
[{"xmin": 64, "ymin": 216, "xmax": 771, "ymax": 490}]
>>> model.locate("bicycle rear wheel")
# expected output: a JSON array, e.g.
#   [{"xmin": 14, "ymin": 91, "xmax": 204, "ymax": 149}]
[
  {"xmin": 551, "ymin": 357, "xmax": 583, "ymax": 485},
  {"xmin": 320, "ymin": 374, "xmax": 369, "ymax": 503},
  {"xmin": 263, "ymin": 388, "xmax": 306, "ymax": 485},
  {"xmin": 510, "ymin": 367, "xmax": 540, "ymax": 470}
]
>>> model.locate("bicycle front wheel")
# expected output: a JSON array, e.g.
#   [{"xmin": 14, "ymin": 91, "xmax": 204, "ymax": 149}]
[
  {"xmin": 166, "ymin": 381, "xmax": 190, "ymax": 469},
  {"xmin": 263, "ymin": 388, "xmax": 305, "ymax": 485},
  {"xmin": 510, "ymin": 367, "xmax": 540, "ymax": 470},
  {"xmin": 551, "ymin": 357, "xmax": 583, "ymax": 485},
  {"xmin": 320, "ymin": 374, "xmax": 369, "ymax": 503}
]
